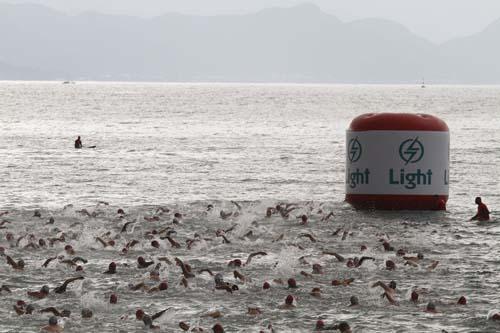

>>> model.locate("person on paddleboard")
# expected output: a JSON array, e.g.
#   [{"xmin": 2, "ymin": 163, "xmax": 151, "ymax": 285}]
[{"xmin": 74, "ymin": 136, "xmax": 82, "ymax": 149}]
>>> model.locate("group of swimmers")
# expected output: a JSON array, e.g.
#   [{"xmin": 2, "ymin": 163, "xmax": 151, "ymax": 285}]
[{"xmin": 0, "ymin": 196, "xmax": 495, "ymax": 332}]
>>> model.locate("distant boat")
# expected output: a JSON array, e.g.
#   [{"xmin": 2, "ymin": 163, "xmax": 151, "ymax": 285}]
[
  {"xmin": 421, "ymin": 78, "xmax": 426, "ymax": 88},
  {"xmin": 62, "ymin": 81, "xmax": 75, "ymax": 84}
]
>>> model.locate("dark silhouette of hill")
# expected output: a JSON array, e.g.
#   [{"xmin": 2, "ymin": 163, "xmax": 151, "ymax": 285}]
[{"xmin": 0, "ymin": 3, "xmax": 498, "ymax": 83}]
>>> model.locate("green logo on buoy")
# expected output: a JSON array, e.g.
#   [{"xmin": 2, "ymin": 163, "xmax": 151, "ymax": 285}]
[
  {"xmin": 399, "ymin": 137, "xmax": 424, "ymax": 165},
  {"xmin": 348, "ymin": 137, "xmax": 362, "ymax": 163}
]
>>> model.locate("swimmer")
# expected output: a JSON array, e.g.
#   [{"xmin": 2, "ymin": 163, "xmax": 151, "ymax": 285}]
[
  {"xmin": 137, "ymin": 256, "xmax": 154, "ymax": 269},
  {"xmin": 300, "ymin": 270, "xmax": 313, "ymax": 278},
  {"xmin": 336, "ymin": 322, "xmax": 352, "ymax": 333},
  {"xmin": 40, "ymin": 307, "xmax": 71, "ymax": 317},
  {"xmin": 217, "ymin": 234, "xmax": 231, "ymax": 244},
  {"xmin": 315, "ymin": 319, "xmax": 326, "ymax": 330},
  {"xmin": 198, "ymin": 268, "xmax": 214, "ymax": 276},
  {"xmin": 214, "ymin": 273, "xmax": 237, "ymax": 293},
  {"xmin": 140, "ymin": 315, "xmax": 159, "ymax": 330},
  {"xmin": 228, "ymin": 259, "xmax": 242, "ymax": 267},
  {"xmin": 13, "ymin": 303, "xmax": 25, "ymax": 315},
  {"xmin": 471, "ymin": 197, "xmax": 490, "ymax": 221},
  {"xmin": 411, "ymin": 291, "xmax": 419, "ymax": 303},
  {"xmin": 6, "ymin": 255, "xmax": 24, "ymax": 270},
  {"xmin": 60, "ymin": 259, "xmax": 77, "ymax": 268},
  {"xmin": 149, "ymin": 263, "xmax": 161, "ymax": 281},
  {"xmin": 120, "ymin": 221, "xmax": 135, "ymax": 233},
  {"xmin": 179, "ymin": 322, "xmax": 190, "ymax": 331},
  {"xmin": 310, "ymin": 287, "xmax": 322, "ymax": 298},
  {"xmin": 64, "ymin": 245, "xmax": 75, "ymax": 255},
  {"xmin": 129, "ymin": 282, "xmax": 148, "ymax": 291},
  {"xmin": 404, "ymin": 253, "xmax": 424, "ymax": 262},
  {"xmin": 103, "ymin": 262, "xmax": 117, "ymax": 274},
  {"xmin": 175, "ymin": 257, "xmax": 195, "ymax": 278},
  {"xmin": 81, "ymin": 308, "xmax": 93, "ymax": 318},
  {"xmin": 54, "ymin": 276, "xmax": 84, "ymax": 294},
  {"xmin": 203, "ymin": 310, "xmax": 222, "ymax": 318},
  {"xmin": 245, "ymin": 251, "xmax": 267, "ymax": 265},
  {"xmin": 163, "ymin": 236, "xmax": 181, "ymax": 248},
  {"xmin": 248, "ymin": 307, "xmax": 262, "ymax": 315},
  {"xmin": 0, "ymin": 285, "xmax": 12, "ymax": 293},
  {"xmin": 298, "ymin": 233, "xmax": 317, "ymax": 242},
  {"xmin": 233, "ymin": 270, "xmax": 245, "ymax": 282},
  {"xmin": 427, "ymin": 260, "xmax": 440, "ymax": 271},
  {"xmin": 14, "ymin": 302, "xmax": 34, "ymax": 315},
  {"xmin": 488, "ymin": 310, "xmax": 500, "ymax": 320},
  {"xmin": 135, "ymin": 308, "xmax": 169, "ymax": 322},
  {"xmin": 287, "ymin": 278, "xmax": 298, "ymax": 288},
  {"xmin": 312, "ymin": 263, "xmax": 324, "ymax": 274},
  {"xmin": 173, "ymin": 212, "xmax": 183, "ymax": 224},
  {"xmin": 109, "ymin": 294, "xmax": 118, "ymax": 304},
  {"xmin": 425, "ymin": 301, "xmax": 437, "ymax": 313},
  {"xmin": 385, "ymin": 260, "xmax": 396, "ymax": 270},
  {"xmin": 220, "ymin": 210, "xmax": 232, "ymax": 219},
  {"xmin": 74, "ymin": 136, "xmax": 82, "ymax": 149},
  {"xmin": 41, "ymin": 316, "xmax": 63, "ymax": 333},
  {"xmin": 278, "ymin": 295, "xmax": 296, "ymax": 309},
  {"xmin": 95, "ymin": 237, "xmax": 114, "ymax": 248},
  {"xmin": 25, "ymin": 304, "xmax": 35, "ymax": 314},
  {"xmin": 131, "ymin": 280, "xmax": 167, "ymax": 293},
  {"xmin": 278, "ymin": 204, "xmax": 297, "ymax": 219},
  {"xmin": 72, "ymin": 256, "xmax": 88, "ymax": 264},
  {"xmin": 349, "ymin": 295, "xmax": 359, "ymax": 306},
  {"xmin": 27, "ymin": 285, "xmax": 49, "ymax": 299},
  {"xmin": 148, "ymin": 281, "xmax": 168, "ymax": 293},
  {"xmin": 347, "ymin": 256, "xmax": 375, "ymax": 268},
  {"xmin": 331, "ymin": 278, "xmax": 354, "ymax": 286},
  {"xmin": 372, "ymin": 281, "xmax": 398, "ymax": 305},
  {"xmin": 382, "ymin": 240, "xmax": 394, "ymax": 251},
  {"xmin": 212, "ymin": 323, "xmax": 225, "ymax": 333}
]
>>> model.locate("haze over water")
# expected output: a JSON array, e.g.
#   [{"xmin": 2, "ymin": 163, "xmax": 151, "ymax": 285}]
[{"xmin": 0, "ymin": 82, "xmax": 499, "ymax": 332}]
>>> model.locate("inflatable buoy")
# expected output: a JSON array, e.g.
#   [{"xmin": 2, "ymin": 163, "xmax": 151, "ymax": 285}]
[{"xmin": 345, "ymin": 113, "xmax": 449, "ymax": 210}]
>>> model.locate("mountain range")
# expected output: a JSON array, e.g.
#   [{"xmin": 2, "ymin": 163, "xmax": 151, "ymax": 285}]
[{"xmin": 0, "ymin": 3, "xmax": 499, "ymax": 83}]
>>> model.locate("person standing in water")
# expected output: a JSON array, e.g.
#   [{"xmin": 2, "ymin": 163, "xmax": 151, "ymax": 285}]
[
  {"xmin": 471, "ymin": 197, "xmax": 490, "ymax": 221},
  {"xmin": 75, "ymin": 136, "xmax": 82, "ymax": 149}
]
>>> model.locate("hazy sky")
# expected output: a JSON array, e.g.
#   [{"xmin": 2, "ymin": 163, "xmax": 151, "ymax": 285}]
[{"xmin": 3, "ymin": 0, "xmax": 500, "ymax": 43}]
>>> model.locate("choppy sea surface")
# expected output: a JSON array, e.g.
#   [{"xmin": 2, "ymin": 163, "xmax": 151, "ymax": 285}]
[{"xmin": 0, "ymin": 82, "xmax": 499, "ymax": 332}]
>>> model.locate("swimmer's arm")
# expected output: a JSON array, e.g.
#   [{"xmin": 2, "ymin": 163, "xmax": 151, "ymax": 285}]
[
  {"xmin": 231, "ymin": 201, "xmax": 242, "ymax": 210},
  {"xmin": 321, "ymin": 212, "xmax": 334, "ymax": 221},
  {"xmin": 357, "ymin": 257, "xmax": 375, "ymax": 266},
  {"xmin": 383, "ymin": 291, "xmax": 399, "ymax": 305},
  {"xmin": 372, "ymin": 281, "xmax": 391, "ymax": 293},
  {"xmin": 246, "ymin": 251, "xmax": 267, "ymax": 265},
  {"xmin": 152, "ymin": 308, "xmax": 170, "ymax": 320},
  {"xmin": 6, "ymin": 255, "xmax": 17, "ymax": 268},
  {"xmin": 96, "ymin": 237, "xmax": 107, "ymax": 247},
  {"xmin": 322, "ymin": 251, "xmax": 345, "ymax": 262},
  {"xmin": 427, "ymin": 260, "xmax": 439, "ymax": 270}
]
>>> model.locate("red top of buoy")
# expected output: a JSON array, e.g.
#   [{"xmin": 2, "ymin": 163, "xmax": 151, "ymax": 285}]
[{"xmin": 349, "ymin": 113, "xmax": 448, "ymax": 132}]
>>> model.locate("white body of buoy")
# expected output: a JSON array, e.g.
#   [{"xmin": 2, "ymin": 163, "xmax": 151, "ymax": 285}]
[{"xmin": 345, "ymin": 113, "xmax": 449, "ymax": 210}]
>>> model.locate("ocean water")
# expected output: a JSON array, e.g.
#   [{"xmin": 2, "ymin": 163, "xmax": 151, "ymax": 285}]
[{"xmin": 0, "ymin": 82, "xmax": 499, "ymax": 332}]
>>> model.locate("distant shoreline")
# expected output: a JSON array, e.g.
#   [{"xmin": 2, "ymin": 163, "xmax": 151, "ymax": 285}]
[{"xmin": 1, "ymin": 80, "xmax": 500, "ymax": 88}]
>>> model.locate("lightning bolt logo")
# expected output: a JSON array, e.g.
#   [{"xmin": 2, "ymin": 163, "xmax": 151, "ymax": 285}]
[
  {"xmin": 348, "ymin": 137, "xmax": 362, "ymax": 163},
  {"xmin": 399, "ymin": 137, "xmax": 424, "ymax": 165}
]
